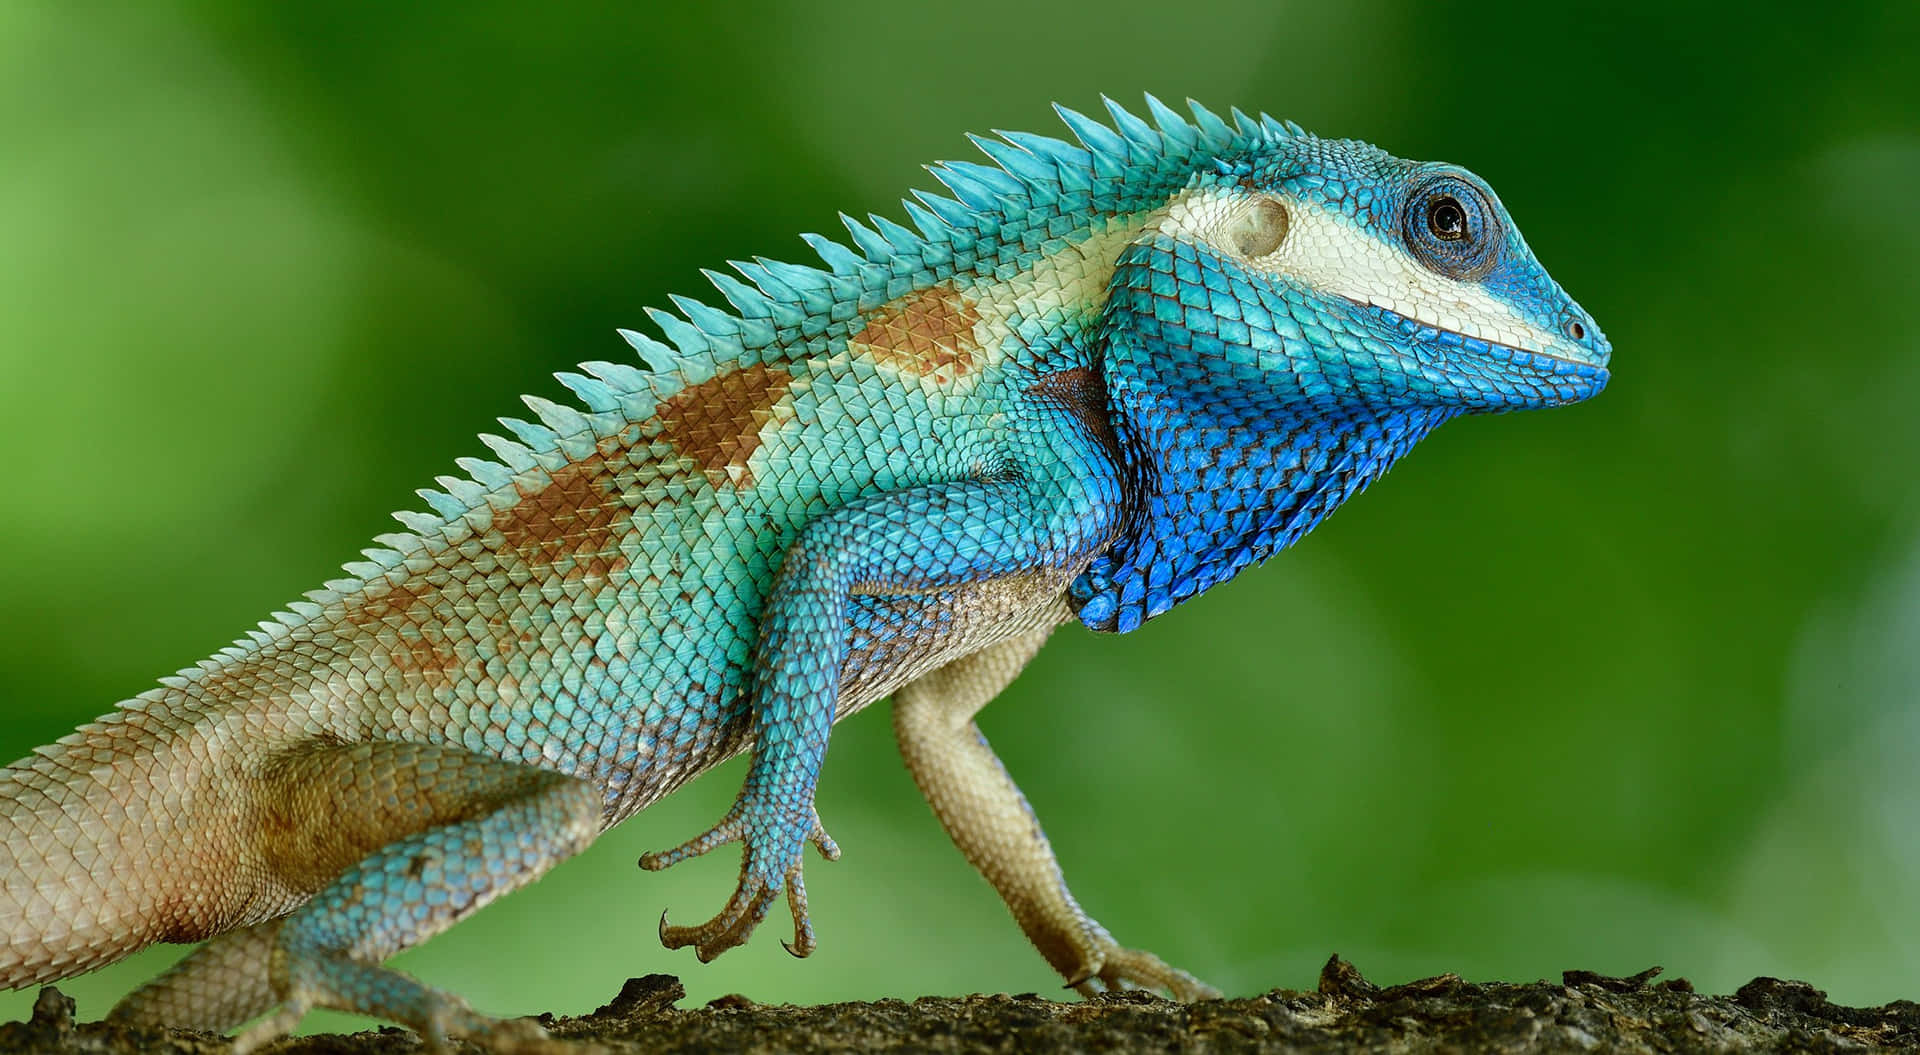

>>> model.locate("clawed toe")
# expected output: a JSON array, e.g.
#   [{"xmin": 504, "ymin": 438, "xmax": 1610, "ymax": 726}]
[
  {"xmin": 658, "ymin": 883, "xmax": 780, "ymax": 961},
  {"xmin": 780, "ymin": 868, "xmax": 817, "ymax": 958},
  {"xmin": 808, "ymin": 825, "xmax": 842, "ymax": 862},
  {"xmin": 638, "ymin": 814, "xmax": 746, "ymax": 873},
  {"xmin": 646, "ymin": 803, "xmax": 838, "ymax": 961},
  {"xmin": 1071, "ymin": 945, "xmax": 1220, "ymax": 1002}
]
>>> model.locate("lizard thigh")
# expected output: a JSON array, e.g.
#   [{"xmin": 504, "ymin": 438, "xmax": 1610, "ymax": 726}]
[
  {"xmin": 179, "ymin": 742, "xmax": 599, "ymax": 1048},
  {"xmin": 255, "ymin": 773, "xmax": 597, "ymax": 1050}
]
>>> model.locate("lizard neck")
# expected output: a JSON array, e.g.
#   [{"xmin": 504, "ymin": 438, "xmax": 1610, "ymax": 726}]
[{"xmin": 1070, "ymin": 336, "xmax": 1456, "ymax": 634}]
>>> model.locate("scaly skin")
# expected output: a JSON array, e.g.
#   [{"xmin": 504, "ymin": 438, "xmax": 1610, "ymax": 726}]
[{"xmin": 0, "ymin": 97, "xmax": 1609, "ymax": 1051}]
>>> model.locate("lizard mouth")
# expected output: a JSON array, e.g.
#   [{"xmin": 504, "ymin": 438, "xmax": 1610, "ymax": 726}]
[{"xmin": 1349, "ymin": 299, "xmax": 1610, "ymax": 376}]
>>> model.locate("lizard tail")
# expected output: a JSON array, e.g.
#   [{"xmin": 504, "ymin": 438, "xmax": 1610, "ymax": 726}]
[{"xmin": 0, "ymin": 704, "xmax": 254, "ymax": 987}]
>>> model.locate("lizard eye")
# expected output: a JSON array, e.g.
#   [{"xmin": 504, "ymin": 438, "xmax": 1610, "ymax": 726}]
[
  {"xmin": 1427, "ymin": 197, "xmax": 1466, "ymax": 240},
  {"xmin": 1403, "ymin": 175, "xmax": 1499, "ymax": 282}
]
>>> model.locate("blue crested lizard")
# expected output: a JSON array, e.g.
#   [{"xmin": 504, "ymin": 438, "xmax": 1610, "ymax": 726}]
[{"xmin": 0, "ymin": 97, "xmax": 1609, "ymax": 1051}]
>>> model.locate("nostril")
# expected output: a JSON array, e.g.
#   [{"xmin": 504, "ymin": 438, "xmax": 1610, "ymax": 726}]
[{"xmin": 1566, "ymin": 319, "xmax": 1587, "ymax": 342}]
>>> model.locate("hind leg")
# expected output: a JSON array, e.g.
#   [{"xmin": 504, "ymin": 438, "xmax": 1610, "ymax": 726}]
[
  {"xmin": 117, "ymin": 741, "xmax": 600, "ymax": 1053},
  {"xmin": 239, "ymin": 769, "xmax": 598, "ymax": 1053},
  {"xmin": 894, "ymin": 630, "xmax": 1217, "ymax": 1001},
  {"xmin": 109, "ymin": 919, "xmax": 283, "ymax": 1031}
]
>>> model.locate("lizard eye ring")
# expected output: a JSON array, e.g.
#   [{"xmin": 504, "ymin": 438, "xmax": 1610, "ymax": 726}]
[{"xmin": 1403, "ymin": 175, "xmax": 1499, "ymax": 282}]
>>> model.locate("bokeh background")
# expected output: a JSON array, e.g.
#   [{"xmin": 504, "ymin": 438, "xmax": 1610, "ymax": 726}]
[{"xmin": 3, "ymin": 0, "xmax": 1917, "ymax": 1035}]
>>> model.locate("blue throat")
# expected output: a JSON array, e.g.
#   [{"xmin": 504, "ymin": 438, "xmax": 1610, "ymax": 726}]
[
  {"xmin": 1069, "ymin": 235, "xmax": 1465, "ymax": 633},
  {"xmin": 1071, "ymin": 362, "xmax": 1453, "ymax": 633}
]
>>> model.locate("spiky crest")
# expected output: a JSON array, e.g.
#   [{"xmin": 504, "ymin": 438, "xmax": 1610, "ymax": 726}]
[{"xmin": 132, "ymin": 97, "xmax": 1298, "ymax": 701}]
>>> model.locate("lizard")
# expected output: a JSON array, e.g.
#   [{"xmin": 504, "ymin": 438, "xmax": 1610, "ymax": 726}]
[{"xmin": 0, "ymin": 96, "xmax": 1610, "ymax": 1052}]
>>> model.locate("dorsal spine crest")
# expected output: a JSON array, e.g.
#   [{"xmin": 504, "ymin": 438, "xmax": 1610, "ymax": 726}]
[{"xmin": 147, "ymin": 97, "xmax": 1295, "ymax": 684}]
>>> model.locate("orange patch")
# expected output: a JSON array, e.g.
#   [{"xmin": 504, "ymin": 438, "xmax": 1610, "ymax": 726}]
[
  {"xmin": 344, "ymin": 580, "xmax": 423, "ymax": 629},
  {"xmin": 391, "ymin": 627, "xmax": 458, "ymax": 676},
  {"xmin": 656, "ymin": 363, "xmax": 793, "ymax": 487},
  {"xmin": 343, "ymin": 579, "xmax": 460, "ymax": 676},
  {"xmin": 335, "ymin": 447, "xmax": 646, "ymax": 678},
  {"xmin": 849, "ymin": 282, "xmax": 982, "ymax": 380},
  {"xmin": 493, "ymin": 451, "xmax": 633, "ymax": 581}
]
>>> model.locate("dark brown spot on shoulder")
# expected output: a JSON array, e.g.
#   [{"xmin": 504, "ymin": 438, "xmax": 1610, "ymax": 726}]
[
  {"xmin": 1026, "ymin": 367, "xmax": 1121, "ymax": 463},
  {"xmin": 656, "ymin": 364, "xmax": 793, "ymax": 488},
  {"xmin": 849, "ymin": 282, "xmax": 982, "ymax": 381}
]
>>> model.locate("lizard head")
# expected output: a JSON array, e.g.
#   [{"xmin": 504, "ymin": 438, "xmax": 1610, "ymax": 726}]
[
  {"xmin": 1069, "ymin": 103, "xmax": 1610, "ymax": 632},
  {"xmin": 1103, "ymin": 130, "xmax": 1610, "ymax": 414}
]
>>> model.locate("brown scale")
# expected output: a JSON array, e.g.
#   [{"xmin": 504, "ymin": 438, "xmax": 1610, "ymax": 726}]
[
  {"xmin": 655, "ymin": 363, "xmax": 793, "ymax": 488},
  {"xmin": 344, "ymin": 442, "xmax": 649, "ymax": 680},
  {"xmin": 343, "ymin": 581, "xmax": 459, "ymax": 678},
  {"xmin": 847, "ymin": 281, "xmax": 983, "ymax": 383},
  {"xmin": 490, "ymin": 451, "xmax": 635, "ymax": 581}
]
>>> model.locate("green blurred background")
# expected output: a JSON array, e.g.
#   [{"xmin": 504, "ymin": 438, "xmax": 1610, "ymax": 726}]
[{"xmin": 3, "ymin": 0, "xmax": 1918, "ymax": 1034}]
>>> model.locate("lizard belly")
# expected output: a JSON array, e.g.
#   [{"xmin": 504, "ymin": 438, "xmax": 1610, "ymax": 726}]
[
  {"xmin": 586, "ymin": 566, "xmax": 1075, "ymax": 826},
  {"xmin": 834, "ymin": 567, "xmax": 1077, "ymax": 720}
]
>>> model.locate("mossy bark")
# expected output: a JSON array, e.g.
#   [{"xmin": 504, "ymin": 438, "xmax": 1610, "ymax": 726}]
[{"xmin": 5, "ymin": 958, "xmax": 1916, "ymax": 1053}]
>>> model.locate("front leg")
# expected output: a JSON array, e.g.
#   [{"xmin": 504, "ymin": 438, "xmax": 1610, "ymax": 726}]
[
  {"xmin": 894, "ymin": 629, "xmax": 1218, "ymax": 1000},
  {"xmin": 639, "ymin": 471, "xmax": 1122, "ymax": 962}
]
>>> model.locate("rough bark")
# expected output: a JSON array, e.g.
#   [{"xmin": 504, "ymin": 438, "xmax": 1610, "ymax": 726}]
[{"xmin": 5, "ymin": 958, "xmax": 1916, "ymax": 1053}]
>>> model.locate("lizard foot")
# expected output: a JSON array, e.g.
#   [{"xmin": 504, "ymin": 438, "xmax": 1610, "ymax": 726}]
[
  {"xmin": 231, "ymin": 975, "xmax": 589, "ymax": 1055},
  {"xmin": 640, "ymin": 806, "xmax": 839, "ymax": 961},
  {"xmin": 1068, "ymin": 943, "xmax": 1221, "ymax": 1003}
]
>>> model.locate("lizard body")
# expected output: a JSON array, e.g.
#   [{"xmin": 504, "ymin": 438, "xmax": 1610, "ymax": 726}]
[{"xmin": 0, "ymin": 98, "xmax": 1609, "ymax": 1051}]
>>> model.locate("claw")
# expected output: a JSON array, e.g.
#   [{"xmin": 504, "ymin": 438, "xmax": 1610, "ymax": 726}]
[
  {"xmin": 783, "ymin": 869, "xmax": 816, "ymax": 958},
  {"xmin": 659, "ymin": 882, "xmax": 780, "ymax": 962},
  {"xmin": 649, "ymin": 804, "xmax": 838, "ymax": 961}
]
